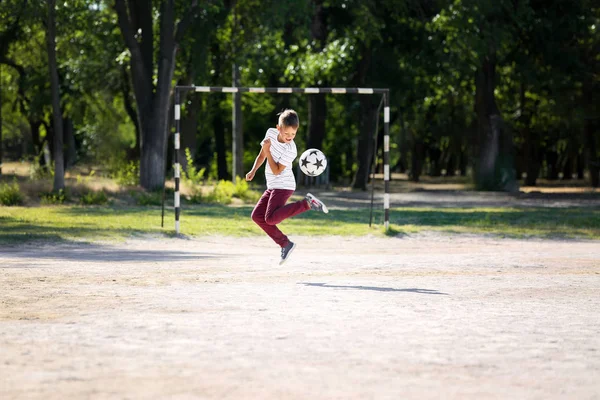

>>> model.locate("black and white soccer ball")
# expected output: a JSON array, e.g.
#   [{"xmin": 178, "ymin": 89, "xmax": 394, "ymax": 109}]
[{"xmin": 299, "ymin": 148, "xmax": 327, "ymax": 177}]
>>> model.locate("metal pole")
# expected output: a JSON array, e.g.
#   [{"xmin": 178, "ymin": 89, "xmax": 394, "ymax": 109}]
[
  {"xmin": 383, "ymin": 91, "xmax": 390, "ymax": 231},
  {"xmin": 174, "ymin": 89, "xmax": 181, "ymax": 234},
  {"xmin": 369, "ymin": 94, "xmax": 385, "ymax": 227}
]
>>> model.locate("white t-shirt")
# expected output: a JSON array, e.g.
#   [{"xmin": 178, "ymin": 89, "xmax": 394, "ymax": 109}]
[{"xmin": 261, "ymin": 128, "xmax": 297, "ymax": 190}]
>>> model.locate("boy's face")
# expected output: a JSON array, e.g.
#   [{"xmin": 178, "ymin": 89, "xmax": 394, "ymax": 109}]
[{"xmin": 276, "ymin": 124, "xmax": 298, "ymax": 143}]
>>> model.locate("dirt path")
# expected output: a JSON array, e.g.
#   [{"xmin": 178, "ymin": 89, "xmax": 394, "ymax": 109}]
[{"xmin": 1, "ymin": 233, "xmax": 599, "ymax": 399}]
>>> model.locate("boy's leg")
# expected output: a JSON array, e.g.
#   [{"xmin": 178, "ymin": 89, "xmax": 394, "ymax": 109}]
[
  {"xmin": 265, "ymin": 189, "xmax": 310, "ymax": 226},
  {"xmin": 251, "ymin": 190, "xmax": 291, "ymax": 247}
]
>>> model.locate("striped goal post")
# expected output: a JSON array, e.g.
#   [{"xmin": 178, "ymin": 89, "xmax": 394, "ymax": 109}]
[{"xmin": 173, "ymin": 86, "xmax": 391, "ymax": 234}]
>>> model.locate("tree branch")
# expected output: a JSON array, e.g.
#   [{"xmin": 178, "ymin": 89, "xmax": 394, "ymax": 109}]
[
  {"xmin": 114, "ymin": 0, "xmax": 152, "ymax": 103},
  {"xmin": 114, "ymin": 0, "xmax": 140, "ymax": 54}
]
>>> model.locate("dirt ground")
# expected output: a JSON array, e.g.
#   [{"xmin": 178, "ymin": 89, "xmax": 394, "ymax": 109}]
[{"xmin": 1, "ymin": 231, "xmax": 599, "ymax": 400}]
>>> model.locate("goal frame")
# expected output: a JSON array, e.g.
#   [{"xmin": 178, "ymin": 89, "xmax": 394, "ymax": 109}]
[{"xmin": 172, "ymin": 85, "xmax": 391, "ymax": 234}]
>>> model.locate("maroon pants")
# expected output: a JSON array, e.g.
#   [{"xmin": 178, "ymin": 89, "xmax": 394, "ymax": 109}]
[{"xmin": 251, "ymin": 189, "xmax": 310, "ymax": 247}]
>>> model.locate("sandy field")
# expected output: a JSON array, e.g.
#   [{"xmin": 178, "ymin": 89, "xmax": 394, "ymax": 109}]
[{"xmin": 1, "ymin": 232, "xmax": 599, "ymax": 400}]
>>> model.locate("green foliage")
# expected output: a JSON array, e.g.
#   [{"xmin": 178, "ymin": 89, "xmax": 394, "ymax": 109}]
[
  {"xmin": 234, "ymin": 177, "xmax": 261, "ymax": 202},
  {"xmin": 1, "ymin": 0, "xmax": 598, "ymax": 191},
  {"xmin": 29, "ymin": 155, "xmax": 55, "ymax": 181},
  {"xmin": 0, "ymin": 180, "xmax": 24, "ymax": 206},
  {"xmin": 80, "ymin": 190, "xmax": 109, "ymax": 206},
  {"xmin": 186, "ymin": 178, "xmax": 260, "ymax": 205},
  {"xmin": 40, "ymin": 189, "xmax": 68, "ymax": 205},
  {"xmin": 76, "ymin": 170, "xmax": 97, "ymax": 185},
  {"xmin": 110, "ymin": 159, "xmax": 139, "ymax": 187},
  {"xmin": 187, "ymin": 189, "xmax": 204, "ymax": 204},
  {"xmin": 205, "ymin": 180, "xmax": 235, "ymax": 204},
  {"xmin": 181, "ymin": 148, "xmax": 206, "ymax": 185}
]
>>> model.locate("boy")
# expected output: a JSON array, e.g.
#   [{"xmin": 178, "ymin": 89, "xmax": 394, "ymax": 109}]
[{"xmin": 245, "ymin": 109, "xmax": 328, "ymax": 265}]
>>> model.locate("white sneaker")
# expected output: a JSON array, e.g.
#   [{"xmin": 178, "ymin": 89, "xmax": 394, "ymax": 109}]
[{"xmin": 305, "ymin": 193, "xmax": 328, "ymax": 214}]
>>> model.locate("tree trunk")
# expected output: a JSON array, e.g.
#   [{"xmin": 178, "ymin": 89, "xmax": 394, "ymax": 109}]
[
  {"xmin": 585, "ymin": 118, "xmax": 599, "ymax": 187},
  {"xmin": 115, "ymin": 0, "xmax": 198, "ymax": 190},
  {"xmin": 474, "ymin": 50, "xmax": 518, "ymax": 192},
  {"xmin": 213, "ymin": 101, "xmax": 229, "ymax": 180},
  {"xmin": 30, "ymin": 120, "xmax": 42, "ymax": 159},
  {"xmin": 307, "ymin": 94, "xmax": 327, "ymax": 150},
  {"xmin": 428, "ymin": 146, "xmax": 442, "ymax": 176},
  {"xmin": 121, "ymin": 65, "xmax": 140, "ymax": 160},
  {"xmin": 410, "ymin": 138, "xmax": 425, "ymax": 182},
  {"xmin": 46, "ymin": 0, "xmax": 64, "ymax": 191},
  {"xmin": 523, "ymin": 129, "xmax": 540, "ymax": 186},
  {"xmin": 232, "ymin": 63, "xmax": 243, "ymax": 179},
  {"xmin": 351, "ymin": 43, "xmax": 375, "ymax": 190},
  {"xmin": 208, "ymin": 41, "xmax": 229, "ymax": 180},
  {"xmin": 352, "ymin": 96, "xmax": 378, "ymax": 190},
  {"xmin": 0, "ymin": 18, "xmax": 25, "ymax": 176},
  {"xmin": 307, "ymin": 0, "xmax": 328, "ymax": 151},
  {"xmin": 231, "ymin": 1, "xmax": 243, "ymax": 180},
  {"xmin": 64, "ymin": 117, "xmax": 77, "ymax": 169},
  {"xmin": 0, "ymin": 65, "xmax": 3, "ymax": 175}
]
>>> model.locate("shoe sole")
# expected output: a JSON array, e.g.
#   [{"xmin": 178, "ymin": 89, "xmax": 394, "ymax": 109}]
[{"xmin": 279, "ymin": 242, "xmax": 296, "ymax": 265}]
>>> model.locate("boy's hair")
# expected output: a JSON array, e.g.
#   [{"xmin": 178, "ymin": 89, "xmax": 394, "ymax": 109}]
[{"xmin": 278, "ymin": 109, "xmax": 299, "ymax": 128}]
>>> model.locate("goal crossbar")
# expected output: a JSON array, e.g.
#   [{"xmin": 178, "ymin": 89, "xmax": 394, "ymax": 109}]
[{"xmin": 172, "ymin": 85, "xmax": 391, "ymax": 234}]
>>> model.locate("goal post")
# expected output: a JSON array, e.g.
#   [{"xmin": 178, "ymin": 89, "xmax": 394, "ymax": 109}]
[{"xmin": 172, "ymin": 85, "xmax": 391, "ymax": 234}]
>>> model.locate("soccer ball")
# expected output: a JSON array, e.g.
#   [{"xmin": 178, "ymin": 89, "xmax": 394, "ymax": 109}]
[{"xmin": 299, "ymin": 148, "xmax": 327, "ymax": 177}]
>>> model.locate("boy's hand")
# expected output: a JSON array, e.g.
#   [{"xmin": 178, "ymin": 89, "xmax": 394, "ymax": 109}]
[{"xmin": 245, "ymin": 170, "xmax": 255, "ymax": 181}]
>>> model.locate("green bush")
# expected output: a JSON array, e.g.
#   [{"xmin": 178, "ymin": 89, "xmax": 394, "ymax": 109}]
[
  {"xmin": 0, "ymin": 180, "xmax": 24, "ymax": 206},
  {"xmin": 182, "ymin": 148, "xmax": 206, "ymax": 186},
  {"xmin": 186, "ymin": 188, "xmax": 203, "ymax": 204},
  {"xmin": 29, "ymin": 153, "xmax": 54, "ymax": 181},
  {"xmin": 110, "ymin": 159, "xmax": 139, "ymax": 186},
  {"xmin": 233, "ymin": 177, "xmax": 261, "ymax": 202},
  {"xmin": 80, "ymin": 190, "xmax": 109, "ymax": 205},
  {"xmin": 205, "ymin": 180, "xmax": 235, "ymax": 204},
  {"xmin": 40, "ymin": 189, "xmax": 68, "ymax": 205}
]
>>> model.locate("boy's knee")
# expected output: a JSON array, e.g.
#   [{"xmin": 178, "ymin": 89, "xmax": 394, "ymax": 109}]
[
  {"xmin": 265, "ymin": 216, "xmax": 276, "ymax": 225},
  {"xmin": 251, "ymin": 211, "xmax": 263, "ymax": 224}
]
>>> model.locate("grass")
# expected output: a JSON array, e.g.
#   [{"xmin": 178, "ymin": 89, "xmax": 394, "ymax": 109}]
[{"xmin": 0, "ymin": 203, "xmax": 598, "ymax": 245}]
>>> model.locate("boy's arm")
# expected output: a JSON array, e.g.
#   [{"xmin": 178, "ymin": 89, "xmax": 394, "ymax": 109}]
[
  {"xmin": 245, "ymin": 148, "xmax": 267, "ymax": 181},
  {"xmin": 262, "ymin": 139, "xmax": 286, "ymax": 175}
]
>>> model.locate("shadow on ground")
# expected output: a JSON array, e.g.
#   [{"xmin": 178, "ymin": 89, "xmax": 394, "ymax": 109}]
[
  {"xmin": 299, "ymin": 282, "xmax": 449, "ymax": 295},
  {"xmin": 0, "ymin": 242, "xmax": 228, "ymax": 264}
]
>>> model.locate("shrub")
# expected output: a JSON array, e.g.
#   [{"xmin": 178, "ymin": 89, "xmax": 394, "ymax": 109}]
[
  {"xmin": 40, "ymin": 189, "xmax": 68, "ymax": 205},
  {"xmin": 233, "ymin": 177, "xmax": 261, "ymax": 202},
  {"xmin": 80, "ymin": 190, "xmax": 109, "ymax": 205},
  {"xmin": 109, "ymin": 159, "xmax": 139, "ymax": 186},
  {"xmin": 186, "ymin": 188, "xmax": 203, "ymax": 204},
  {"xmin": 205, "ymin": 180, "xmax": 235, "ymax": 204},
  {"xmin": 0, "ymin": 180, "xmax": 24, "ymax": 206},
  {"xmin": 29, "ymin": 153, "xmax": 54, "ymax": 181},
  {"xmin": 182, "ymin": 148, "xmax": 206, "ymax": 186}
]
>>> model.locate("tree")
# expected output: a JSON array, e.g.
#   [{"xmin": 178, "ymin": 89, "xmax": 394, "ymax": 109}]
[
  {"xmin": 114, "ymin": 0, "xmax": 200, "ymax": 190},
  {"xmin": 46, "ymin": 0, "xmax": 65, "ymax": 191},
  {"xmin": 306, "ymin": 0, "xmax": 328, "ymax": 151},
  {"xmin": 0, "ymin": 0, "xmax": 27, "ymax": 176},
  {"xmin": 431, "ymin": 0, "xmax": 524, "ymax": 191}
]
